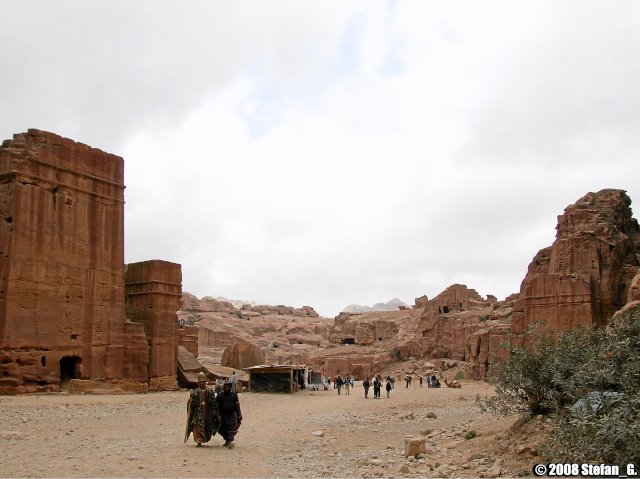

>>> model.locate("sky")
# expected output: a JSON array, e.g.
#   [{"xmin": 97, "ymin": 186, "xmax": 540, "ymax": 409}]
[{"xmin": 2, "ymin": 1, "xmax": 640, "ymax": 317}]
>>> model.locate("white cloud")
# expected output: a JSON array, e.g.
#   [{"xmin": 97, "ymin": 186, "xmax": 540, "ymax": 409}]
[{"xmin": 2, "ymin": 1, "xmax": 640, "ymax": 317}]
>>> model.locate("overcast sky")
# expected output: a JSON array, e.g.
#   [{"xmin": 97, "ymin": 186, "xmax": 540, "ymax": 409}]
[{"xmin": 2, "ymin": 1, "xmax": 640, "ymax": 317}]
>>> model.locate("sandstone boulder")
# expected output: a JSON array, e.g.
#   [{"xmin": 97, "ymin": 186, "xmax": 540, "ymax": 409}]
[
  {"xmin": 404, "ymin": 436, "xmax": 427, "ymax": 457},
  {"xmin": 221, "ymin": 339, "xmax": 266, "ymax": 370},
  {"xmin": 414, "ymin": 295, "xmax": 429, "ymax": 309},
  {"xmin": 627, "ymin": 271, "xmax": 640, "ymax": 303}
]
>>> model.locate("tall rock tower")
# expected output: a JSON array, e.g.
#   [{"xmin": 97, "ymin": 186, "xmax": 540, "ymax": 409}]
[
  {"xmin": 0, "ymin": 129, "xmax": 152, "ymax": 393},
  {"xmin": 512, "ymin": 189, "xmax": 640, "ymax": 337},
  {"xmin": 125, "ymin": 260, "xmax": 182, "ymax": 391}
]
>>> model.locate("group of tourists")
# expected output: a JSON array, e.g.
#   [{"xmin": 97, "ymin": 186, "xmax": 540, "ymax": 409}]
[
  {"xmin": 361, "ymin": 375, "xmax": 394, "ymax": 399},
  {"xmin": 425, "ymin": 374, "xmax": 441, "ymax": 388},
  {"xmin": 331, "ymin": 375, "xmax": 355, "ymax": 395},
  {"xmin": 185, "ymin": 372, "xmax": 243, "ymax": 449},
  {"xmin": 405, "ymin": 373, "xmax": 441, "ymax": 388},
  {"xmin": 337, "ymin": 372, "xmax": 443, "ymax": 398}
]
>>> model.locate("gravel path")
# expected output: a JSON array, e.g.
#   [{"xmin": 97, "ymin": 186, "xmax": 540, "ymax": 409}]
[{"xmin": 0, "ymin": 381, "xmax": 532, "ymax": 478}]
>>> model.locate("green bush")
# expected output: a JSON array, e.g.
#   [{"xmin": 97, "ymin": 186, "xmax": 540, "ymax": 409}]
[
  {"xmin": 477, "ymin": 321, "xmax": 601, "ymax": 416},
  {"xmin": 454, "ymin": 370, "xmax": 465, "ymax": 381},
  {"xmin": 550, "ymin": 310, "xmax": 640, "ymax": 464},
  {"xmin": 476, "ymin": 308, "xmax": 640, "ymax": 464},
  {"xmin": 463, "ymin": 430, "xmax": 477, "ymax": 440}
]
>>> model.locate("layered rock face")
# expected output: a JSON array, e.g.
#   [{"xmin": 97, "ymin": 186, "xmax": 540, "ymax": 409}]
[
  {"xmin": 419, "ymin": 284, "xmax": 489, "ymax": 359},
  {"xmin": 241, "ymin": 304, "xmax": 320, "ymax": 318},
  {"xmin": 177, "ymin": 325, "xmax": 199, "ymax": 358},
  {"xmin": 512, "ymin": 189, "xmax": 640, "ymax": 337},
  {"xmin": 125, "ymin": 260, "xmax": 182, "ymax": 391},
  {"xmin": 628, "ymin": 271, "xmax": 640, "ymax": 303},
  {"xmin": 0, "ymin": 130, "xmax": 150, "ymax": 393},
  {"xmin": 464, "ymin": 319, "xmax": 512, "ymax": 380},
  {"xmin": 342, "ymin": 298, "xmax": 409, "ymax": 313},
  {"xmin": 221, "ymin": 339, "xmax": 266, "ymax": 370},
  {"xmin": 307, "ymin": 346, "xmax": 399, "ymax": 380},
  {"xmin": 417, "ymin": 284, "xmax": 511, "ymax": 379},
  {"xmin": 330, "ymin": 312, "xmax": 401, "ymax": 345},
  {"xmin": 178, "ymin": 294, "xmax": 331, "ymax": 368},
  {"xmin": 308, "ymin": 308, "xmax": 424, "ymax": 378}
]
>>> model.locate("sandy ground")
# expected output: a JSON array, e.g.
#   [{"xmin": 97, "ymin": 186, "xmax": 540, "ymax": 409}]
[{"xmin": 0, "ymin": 381, "xmax": 541, "ymax": 478}]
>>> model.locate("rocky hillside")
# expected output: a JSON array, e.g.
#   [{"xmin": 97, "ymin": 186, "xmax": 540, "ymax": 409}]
[
  {"xmin": 180, "ymin": 189, "xmax": 640, "ymax": 382},
  {"xmin": 177, "ymin": 293, "xmax": 331, "ymax": 370},
  {"xmin": 342, "ymin": 298, "xmax": 410, "ymax": 313},
  {"xmin": 306, "ymin": 284, "xmax": 513, "ymax": 380}
]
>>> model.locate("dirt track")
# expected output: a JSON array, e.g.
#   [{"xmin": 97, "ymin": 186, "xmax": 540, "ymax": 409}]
[{"xmin": 0, "ymin": 381, "xmax": 536, "ymax": 478}]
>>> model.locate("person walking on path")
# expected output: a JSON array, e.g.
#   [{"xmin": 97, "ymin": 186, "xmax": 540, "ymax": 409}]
[
  {"xmin": 373, "ymin": 376, "xmax": 381, "ymax": 399},
  {"xmin": 344, "ymin": 376, "xmax": 351, "ymax": 395},
  {"xmin": 363, "ymin": 376, "xmax": 371, "ymax": 398},
  {"xmin": 185, "ymin": 372, "xmax": 219, "ymax": 447},
  {"xmin": 336, "ymin": 375, "xmax": 344, "ymax": 395},
  {"xmin": 230, "ymin": 371, "xmax": 238, "ymax": 393},
  {"xmin": 385, "ymin": 378, "xmax": 393, "ymax": 398},
  {"xmin": 215, "ymin": 380, "xmax": 242, "ymax": 448}
]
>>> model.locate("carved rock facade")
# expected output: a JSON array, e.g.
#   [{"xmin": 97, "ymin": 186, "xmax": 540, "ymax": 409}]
[
  {"xmin": 221, "ymin": 339, "xmax": 266, "ymax": 370},
  {"xmin": 0, "ymin": 130, "xmax": 181, "ymax": 393},
  {"xmin": 178, "ymin": 294, "xmax": 331, "ymax": 368},
  {"xmin": 419, "ymin": 284, "xmax": 489, "ymax": 359},
  {"xmin": 125, "ymin": 260, "xmax": 182, "ymax": 391},
  {"xmin": 512, "ymin": 189, "xmax": 640, "ymax": 338}
]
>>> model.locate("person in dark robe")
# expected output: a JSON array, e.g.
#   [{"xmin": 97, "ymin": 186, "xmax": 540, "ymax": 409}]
[
  {"xmin": 363, "ymin": 376, "xmax": 371, "ymax": 398},
  {"xmin": 215, "ymin": 380, "xmax": 243, "ymax": 448},
  {"xmin": 373, "ymin": 376, "xmax": 381, "ymax": 399},
  {"xmin": 186, "ymin": 372, "xmax": 219, "ymax": 447}
]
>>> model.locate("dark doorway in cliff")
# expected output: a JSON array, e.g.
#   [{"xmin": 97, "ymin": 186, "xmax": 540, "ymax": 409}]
[
  {"xmin": 342, "ymin": 338, "xmax": 356, "ymax": 345},
  {"xmin": 59, "ymin": 356, "xmax": 81, "ymax": 388}
]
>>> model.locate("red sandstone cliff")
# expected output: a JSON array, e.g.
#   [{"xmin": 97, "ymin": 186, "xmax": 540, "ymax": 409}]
[
  {"xmin": 512, "ymin": 189, "xmax": 640, "ymax": 338},
  {"xmin": 310, "ymin": 190, "xmax": 640, "ymax": 380},
  {"xmin": 0, "ymin": 130, "xmax": 182, "ymax": 394},
  {"xmin": 0, "ymin": 131, "xmax": 148, "ymax": 392},
  {"xmin": 306, "ymin": 285, "xmax": 512, "ymax": 380},
  {"xmin": 177, "ymin": 294, "xmax": 330, "ymax": 369}
]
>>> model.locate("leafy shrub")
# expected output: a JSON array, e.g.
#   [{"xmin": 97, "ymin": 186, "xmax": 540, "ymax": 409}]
[
  {"xmin": 477, "ymin": 308, "xmax": 640, "ymax": 464},
  {"xmin": 549, "ymin": 310, "xmax": 640, "ymax": 464},
  {"xmin": 477, "ymin": 321, "xmax": 601, "ymax": 416},
  {"xmin": 463, "ymin": 430, "xmax": 477, "ymax": 440},
  {"xmin": 454, "ymin": 370, "xmax": 465, "ymax": 381}
]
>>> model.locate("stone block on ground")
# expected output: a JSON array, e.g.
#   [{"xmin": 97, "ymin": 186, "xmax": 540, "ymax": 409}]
[{"xmin": 404, "ymin": 435, "xmax": 426, "ymax": 457}]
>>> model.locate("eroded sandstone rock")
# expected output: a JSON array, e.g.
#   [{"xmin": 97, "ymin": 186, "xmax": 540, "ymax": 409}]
[
  {"xmin": 419, "ymin": 285, "xmax": 505, "ymax": 366},
  {"xmin": 0, "ymin": 130, "xmax": 182, "ymax": 394},
  {"xmin": 627, "ymin": 271, "xmax": 640, "ymax": 303},
  {"xmin": 512, "ymin": 189, "xmax": 640, "ymax": 338},
  {"xmin": 0, "ymin": 130, "xmax": 155, "ymax": 393},
  {"xmin": 178, "ymin": 294, "xmax": 331, "ymax": 369},
  {"xmin": 125, "ymin": 260, "xmax": 182, "ymax": 391},
  {"xmin": 221, "ymin": 339, "xmax": 266, "ymax": 370},
  {"xmin": 404, "ymin": 436, "xmax": 427, "ymax": 458}
]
